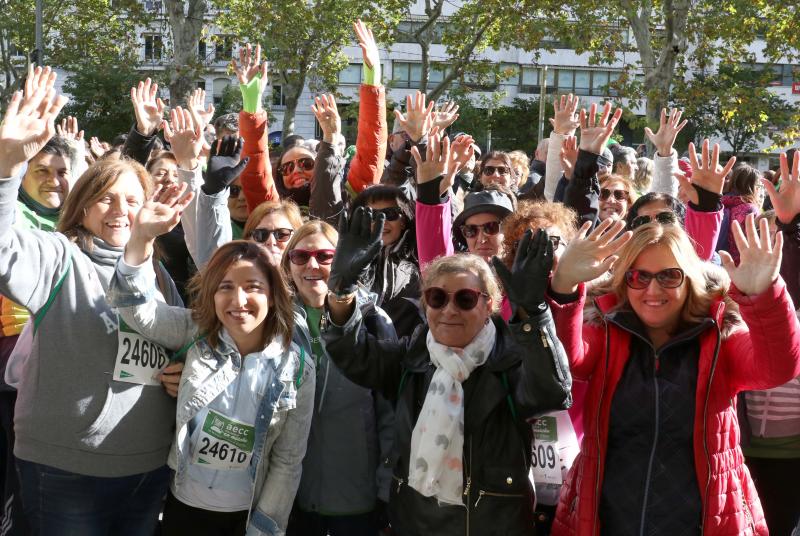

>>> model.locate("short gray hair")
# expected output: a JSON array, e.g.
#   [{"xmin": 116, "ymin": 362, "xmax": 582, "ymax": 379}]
[{"xmin": 422, "ymin": 253, "xmax": 502, "ymax": 313}]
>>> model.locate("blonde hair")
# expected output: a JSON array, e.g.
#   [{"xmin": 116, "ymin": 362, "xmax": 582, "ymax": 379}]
[
  {"xmin": 243, "ymin": 199, "xmax": 304, "ymax": 239},
  {"xmin": 279, "ymin": 220, "xmax": 339, "ymax": 287},
  {"xmin": 601, "ymin": 174, "xmax": 637, "ymax": 204},
  {"xmin": 422, "ymin": 253, "xmax": 502, "ymax": 314},
  {"xmin": 507, "ymin": 150, "xmax": 530, "ymax": 189},
  {"xmin": 189, "ymin": 241, "xmax": 294, "ymax": 348},
  {"xmin": 599, "ymin": 223, "xmax": 738, "ymax": 328},
  {"xmin": 57, "ymin": 158, "xmax": 153, "ymax": 251}
]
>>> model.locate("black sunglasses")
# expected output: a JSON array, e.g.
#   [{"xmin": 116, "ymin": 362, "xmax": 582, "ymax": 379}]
[
  {"xmin": 287, "ymin": 248, "xmax": 336, "ymax": 265},
  {"xmin": 630, "ymin": 211, "xmax": 677, "ymax": 230},
  {"xmin": 228, "ymin": 184, "xmax": 242, "ymax": 197},
  {"xmin": 374, "ymin": 207, "xmax": 403, "ymax": 222},
  {"xmin": 512, "ymin": 235, "xmax": 564, "ymax": 251},
  {"xmin": 624, "ymin": 268, "xmax": 685, "ymax": 290},
  {"xmin": 460, "ymin": 220, "xmax": 501, "ymax": 238},
  {"xmin": 424, "ymin": 287, "xmax": 488, "ymax": 311},
  {"xmin": 280, "ymin": 157, "xmax": 314, "ymax": 175},
  {"xmin": 481, "ymin": 165, "xmax": 510, "ymax": 176},
  {"xmin": 250, "ymin": 228, "xmax": 293, "ymax": 243},
  {"xmin": 600, "ymin": 188, "xmax": 629, "ymax": 201}
]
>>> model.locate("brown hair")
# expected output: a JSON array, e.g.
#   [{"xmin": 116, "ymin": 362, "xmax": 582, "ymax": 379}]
[
  {"xmin": 243, "ymin": 200, "xmax": 304, "ymax": 239},
  {"xmin": 730, "ymin": 163, "xmax": 762, "ymax": 204},
  {"xmin": 279, "ymin": 220, "xmax": 339, "ymax": 288},
  {"xmin": 479, "ymin": 151, "xmax": 518, "ymax": 187},
  {"xmin": 501, "ymin": 200, "xmax": 579, "ymax": 266},
  {"xmin": 601, "ymin": 174, "xmax": 637, "ymax": 204},
  {"xmin": 57, "ymin": 158, "xmax": 153, "ymax": 251},
  {"xmin": 422, "ymin": 253, "xmax": 502, "ymax": 314},
  {"xmin": 189, "ymin": 240, "xmax": 294, "ymax": 348},
  {"xmin": 145, "ymin": 151, "xmax": 177, "ymax": 174}
]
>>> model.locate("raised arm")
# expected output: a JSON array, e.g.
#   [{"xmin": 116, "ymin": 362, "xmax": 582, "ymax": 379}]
[
  {"xmin": 763, "ymin": 150, "xmax": 800, "ymax": 304},
  {"xmin": 232, "ymin": 44, "xmax": 279, "ymax": 211},
  {"xmin": 346, "ymin": 20, "xmax": 387, "ymax": 193},
  {"xmin": 544, "ymin": 94, "xmax": 580, "ymax": 201},
  {"xmin": 123, "ymin": 78, "xmax": 165, "ymax": 165},
  {"xmin": 309, "ymin": 94, "xmax": 346, "ymax": 224},
  {"xmin": 645, "ymin": 108, "xmax": 687, "ymax": 196}
]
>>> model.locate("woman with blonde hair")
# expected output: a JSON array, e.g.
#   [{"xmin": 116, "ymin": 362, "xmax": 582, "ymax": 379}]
[
  {"xmin": 243, "ymin": 199, "xmax": 304, "ymax": 266},
  {"xmin": 547, "ymin": 215, "xmax": 800, "ymax": 536}
]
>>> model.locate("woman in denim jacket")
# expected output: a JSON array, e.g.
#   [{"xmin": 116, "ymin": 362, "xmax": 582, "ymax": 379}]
[{"xmin": 109, "ymin": 196, "xmax": 314, "ymax": 536}]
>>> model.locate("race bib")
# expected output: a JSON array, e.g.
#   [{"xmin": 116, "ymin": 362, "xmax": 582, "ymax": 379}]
[
  {"xmin": 531, "ymin": 415, "xmax": 562, "ymax": 485},
  {"xmin": 192, "ymin": 410, "xmax": 255, "ymax": 470},
  {"xmin": 113, "ymin": 318, "xmax": 169, "ymax": 386}
]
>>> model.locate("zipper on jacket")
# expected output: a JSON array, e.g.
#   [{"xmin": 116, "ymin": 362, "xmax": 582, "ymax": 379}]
[
  {"xmin": 742, "ymin": 497, "xmax": 756, "ymax": 533},
  {"xmin": 474, "ymin": 489, "xmax": 526, "ymax": 508},
  {"xmin": 701, "ymin": 324, "xmax": 723, "ymax": 534},
  {"xmin": 393, "ymin": 475, "xmax": 404, "ymax": 494},
  {"xmin": 639, "ymin": 350, "xmax": 661, "ymax": 536},
  {"xmin": 465, "ymin": 436, "xmax": 473, "ymax": 536},
  {"xmin": 539, "ymin": 328, "xmax": 549, "ymax": 348},
  {"xmin": 591, "ymin": 319, "xmax": 611, "ymax": 536}
]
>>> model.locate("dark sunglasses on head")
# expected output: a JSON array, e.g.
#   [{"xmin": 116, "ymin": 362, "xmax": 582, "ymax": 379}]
[
  {"xmin": 228, "ymin": 184, "xmax": 242, "ymax": 197},
  {"xmin": 374, "ymin": 207, "xmax": 403, "ymax": 222},
  {"xmin": 424, "ymin": 287, "xmax": 488, "ymax": 311},
  {"xmin": 624, "ymin": 268, "xmax": 685, "ymax": 290},
  {"xmin": 600, "ymin": 188, "xmax": 629, "ymax": 201},
  {"xmin": 250, "ymin": 227, "xmax": 294, "ymax": 243},
  {"xmin": 481, "ymin": 165, "xmax": 510, "ymax": 176},
  {"xmin": 280, "ymin": 157, "xmax": 315, "ymax": 175},
  {"xmin": 630, "ymin": 211, "xmax": 677, "ymax": 230},
  {"xmin": 460, "ymin": 220, "xmax": 501, "ymax": 238},
  {"xmin": 287, "ymin": 248, "xmax": 336, "ymax": 266}
]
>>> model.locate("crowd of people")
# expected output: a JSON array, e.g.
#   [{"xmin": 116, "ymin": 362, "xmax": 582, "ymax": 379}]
[{"xmin": 0, "ymin": 18, "xmax": 798, "ymax": 536}]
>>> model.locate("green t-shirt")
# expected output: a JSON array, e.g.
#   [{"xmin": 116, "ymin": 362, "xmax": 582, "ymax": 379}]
[
  {"xmin": 743, "ymin": 434, "xmax": 800, "ymax": 459},
  {"xmin": 231, "ymin": 219, "xmax": 244, "ymax": 240},
  {"xmin": 303, "ymin": 305, "xmax": 325, "ymax": 366}
]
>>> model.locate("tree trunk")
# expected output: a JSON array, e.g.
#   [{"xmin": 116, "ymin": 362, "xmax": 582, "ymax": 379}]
[
  {"xmin": 280, "ymin": 69, "xmax": 307, "ymax": 136},
  {"xmin": 164, "ymin": 0, "xmax": 206, "ymax": 107}
]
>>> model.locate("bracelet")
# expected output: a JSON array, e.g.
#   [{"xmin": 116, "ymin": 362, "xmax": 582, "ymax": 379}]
[{"xmin": 328, "ymin": 290, "xmax": 356, "ymax": 303}]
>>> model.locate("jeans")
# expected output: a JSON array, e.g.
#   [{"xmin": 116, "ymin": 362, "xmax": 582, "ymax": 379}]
[{"xmin": 16, "ymin": 459, "xmax": 169, "ymax": 536}]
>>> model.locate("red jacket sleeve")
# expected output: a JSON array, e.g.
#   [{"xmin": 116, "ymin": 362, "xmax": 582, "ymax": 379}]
[
  {"xmin": 415, "ymin": 199, "xmax": 453, "ymax": 270},
  {"xmin": 685, "ymin": 206, "xmax": 722, "ymax": 261},
  {"xmin": 346, "ymin": 84, "xmax": 387, "ymax": 193},
  {"xmin": 546, "ymin": 284, "xmax": 605, "ymax": 381},
  {"xmin": 239, "ymin": 110, "xmax": 279, "ymax": 213}
]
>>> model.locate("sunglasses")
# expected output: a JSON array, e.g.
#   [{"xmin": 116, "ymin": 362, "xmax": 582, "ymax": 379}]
[
  {"xmin": 624, "ymin": 268, "xmax": 685, "ymax": 290},
  {"xmin": 228, "ymin": 184, "xmax": 242, "ymax": 197},
  {"xmin": 280, "ymin": 157, "xmax": 314, "ymax": 175},
  {"xmin": 630, "ymin": 211, "xmax": 677, "ymax": 230},
  {"xmin": 424, "ymin": 287, "xmax": 488, "ymax": 311},
  {"xmin": 600, "ymin": 188, "xmax": 629, "ymax": 201},
  {"xmin": 512, "ymin": 235, "xmax": 565, "ymax": 251},
  {"xmin": 481, "ymin": 165, "xmax": 510, "ymax": 176},
  {"xmin": 374, "ymin": 206, "xmax": 403, "ymax": 222},
  {"xmin": 460, "ymin": 220, "xmax": 501, "ymax": 238},
  {"xmin": 288, "ymin": 248, "xmax": 336, "ymax": 265},
  {"xmin": 250, "ymin": 227, "xmax": 293, "ymax": 243}
]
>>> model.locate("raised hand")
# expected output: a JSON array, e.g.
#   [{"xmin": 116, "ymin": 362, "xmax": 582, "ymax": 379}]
[
  {"xmin": 125, "ymin": 182, "xmax": 195, "ymax": 266},
  {"xmin": 560, "ymin": 135, "xmax": 578, "ymax": 180},
  {"xmin": 433, "ymin": 101, "xmax": 460, "ymax": 131},
  {"xmin": 89, "ymin": 136, "xmax": 107, "ymax": 158},
  {"xmin": 447, "ymin": 133, "xmax": 476, "ymax": 186},
  {"xmin": 0, "ymin": 65, "xmax": 67, "ymax": 177},
  {"xmin": 130, "ymin": 78, "xmax": 165, "ymax": 136},
  {"xmin": 353, "ymin": 19, "xmax": 379, "ymax": 70},
  {"xmin": 163, "ymin": 107, "xmax": 204, "ymax": 170},
  {"xmin": 492, "ymin": 229, "xmax": 553, "ymax": 317},
  {"xmin": 720, "ymin": 214, "xmax": 782, "ymax": 296},
  {"xmin": 328, "ymin": 206, "xmax": 385, "ymax": 295},
  {"xmin": 187, "ymin": 88, "xmax": 215, "ymax": 131},
  {"xmin": 578, "ymin": 102, "xmax": 622, "ymax": 155},
  {"xmin": 411, "ymin": 128, "xmax": 451, "ymax": 191},
  {"xmin": 56, "ymin": 116, "xmax": 84, "ymax": 141},
  {"xmin": 644, "ymin": 108, "xmax": 687, "ymax": 157},
  {"xmin": 204, "ymin": 136, "xmax": 249, "ymax": 195},
  {"xmin": 674, "ymin": 139, "xmax": 736, "ymax": 205},
  {"xmin": 550, "ymin": 93, "xmax": 580, "ymax": 136},
  {"xmin": 762, "ymin": 151, "xmax": 800, "ymax": 224},
  {"xmin": 232, "ymin": 43, "xmax": 268, "ymax": 88},
  {"xmin": 311, "ymin": 94, "xmax": 341, "ymax": 143},
  {"xmin": 394, "ymin": 91, "xmax": 435, "ymax": 143},
  {"xmin": 551, "ymin": 219, "xmax": 631, "ymax": 294}
]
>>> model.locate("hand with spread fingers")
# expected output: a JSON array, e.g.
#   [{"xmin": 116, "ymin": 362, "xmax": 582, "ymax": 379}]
[
  {"xmin": 353, "ymin": 19, "xmax": 379, "ymax": 70},
  {"xmin": 232, "ymin": 43, "xmax": 268, "ymax": 113},
  {"xmin": 130, "ymin": 78, "xmax": 165, "ymax": 136},
  {"xmin": 311, "ymin": 94, "xmax": 341, "ymax": 144},
  {"xmin": 492, "ymin": 229, "xmax": 554, "ymax": 317},
  {"xmin": 674, "ymin": 139, "xmax": 736, "ymax": 206},
  {"xmin": 550, "ymin": 93, "xmax": 580, "ymax": 136},
  {"xmin": 125, "ymin": 182, "xmax": 195, "ymax": 266},
  {"xmin": 762, "ymin": 151, "xmax": 800, "ymax": 224},
  {"xmin": 187, "ymin": 88, "xmax": 215, "ymax": 131},
  {"xmin": 328, "ymin": 206, "xmax": 385, "ymax": 296},
  {"xmin": 204, "ymin": 136, "xmax": 250, "ymax": 195},
  {"xmin": 411, "ymin": 128, "xmax": 451, "ymax": 189},
  {"xmin": 551, "ymin": 219, "xmax": 632, "ymax": 294},
  {"xmin": 0, "ymin": 65, "xmax": 67, "ymax": 178},
  {"xmin": 56, "ymin": 116, "xmax": 84, "ymax": 142},
  {"xmin": 163, "ymin": 106, "xmax": 204, "ymax": 170},
  {"xmin": 578, "ymin": 101, "xmax": 622, "ymax": 155},
  {"xmin": 433, "ymin": 101, "xmax": 460, "ymax": 131},
  {"xmin": 394, "ymin": 91, "xmax": 435, "ymax": 143},
  {"xmin": 560, "ymin": 135, "xmax": 578, "ymax": 180},
  {"xmin": 644, "ymin": 108, "xmax": 687, "ymax": 158},
  {"xmin": 719, "ymin": 214, "xmax": 782, "ymax": 296}
]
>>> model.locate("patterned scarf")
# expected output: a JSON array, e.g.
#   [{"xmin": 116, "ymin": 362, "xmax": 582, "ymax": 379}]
[{"xmin": 408, "ymin": 320, "xmax": 497, "ymax": 505}]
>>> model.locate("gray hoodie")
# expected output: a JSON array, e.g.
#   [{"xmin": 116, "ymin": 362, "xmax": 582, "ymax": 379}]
[{"xmin": 0, "ymin": 172, "xmax": 182, "ymax": 477}]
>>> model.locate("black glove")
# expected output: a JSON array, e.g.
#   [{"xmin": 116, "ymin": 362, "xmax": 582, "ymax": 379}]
[
  {"xmin": 328, "ymin": 206, "xmax": 385, "ymax": 295},
  {"xmin": 492, "ymin": 228, "xmax": 553, "ymax": 317},
  {"xmin": 202, "ymin": 136, "xmax": 250, "ymax": 195}
]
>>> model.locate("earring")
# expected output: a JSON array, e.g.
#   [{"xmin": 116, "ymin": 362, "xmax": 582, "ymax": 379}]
[{"xmin": 485, "ymin": 318, "xmax": 490, "ymax": 325}]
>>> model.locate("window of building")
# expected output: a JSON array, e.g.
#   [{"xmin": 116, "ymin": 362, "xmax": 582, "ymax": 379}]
[
  {"xmin": 499, "ymin": 63, "xmax": 519, "ymax": 86},
  {"xmin": 143, "ymin": 34, "xmax": 163, "ymax": 62},
  {"xmin": 212, "ymin": 77, "xmax": 231, "ymax": 104},
  {"xmin": 519, "ymin": 66, "xmax": 555, "ymax": 94},
  {"xmin": 272, "ymin": 85, "xmax": 285, "ymax": 107},
  {"xmin": 215, "ymin": 36, "xmax": 234, "ymax": 63},
  {"xmin": 393, "ymin": 62, "xmax": 421, "ymax": 89},
  {"xmin": 197, "ymin": 80, "xmax": 206, "ymax": 90},
  {"xmin": 591, "ymin": 71, "xmax": 609, "ymax": 96},
  {"xmin": 198, "ymin": 40, "xmax": 208, "ymax": 61},
  {"xmin": 394, "ymin": 21, "xmax": 445, "ymax": 44},
  {"xmin": 574, "ymin": 70, "xmax": 591, "ymax": 95},
  {"xmin": 339, "ymin": 64, "xmax": 362, "ymax": 85}
]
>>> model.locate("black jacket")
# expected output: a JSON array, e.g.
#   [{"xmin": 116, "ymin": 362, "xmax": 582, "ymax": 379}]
[{"xmin": 323, "ymin": 307, "xmax": 572, "ymax": 536}]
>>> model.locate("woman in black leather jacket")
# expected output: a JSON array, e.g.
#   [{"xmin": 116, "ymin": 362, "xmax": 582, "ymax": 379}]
[{"xmin": 322, "ymin": 206, "xmax": 572, "ymax": 536}]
